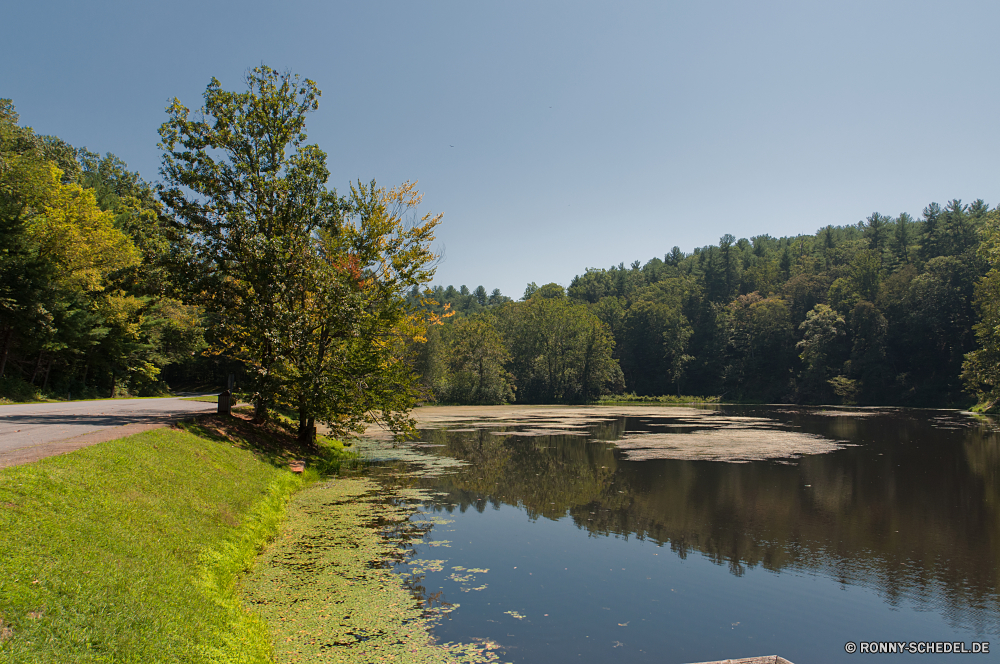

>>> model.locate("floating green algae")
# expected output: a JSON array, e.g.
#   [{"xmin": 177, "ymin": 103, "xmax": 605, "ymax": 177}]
[{"xmin": 240, "ymin": 477, "xmax": 500, "ymax": 664}]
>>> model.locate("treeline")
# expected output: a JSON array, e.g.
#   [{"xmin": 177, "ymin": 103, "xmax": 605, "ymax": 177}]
[
  {"xmin": 418, "ymin": 203, "xmax": 1000, "ymax": 408},
  {"xmin": 0, "ymin": 99, "xmax": 207, "ymax": 400},
  {"xmin": 413, "ymin": 289, "xmax": 623, "ymax": 404}
]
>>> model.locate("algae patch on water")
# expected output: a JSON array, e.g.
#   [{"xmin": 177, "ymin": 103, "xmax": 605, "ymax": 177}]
[
  {"xmin": 612, "ymin": 428, "xmax": 850, "ymax": 462},
  {"xmin": 241, "ymin": 477, "xmax": 500, "ymax": 663}
]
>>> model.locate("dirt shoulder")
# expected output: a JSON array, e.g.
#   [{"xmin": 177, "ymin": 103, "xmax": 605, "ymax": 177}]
[
  {"xmin": 0, "ymin": 397, "xmax": 217, "ymax": 469},
  {"xmin": 0, "ymin": 420, "xmax": 182, "ymax": 469}
]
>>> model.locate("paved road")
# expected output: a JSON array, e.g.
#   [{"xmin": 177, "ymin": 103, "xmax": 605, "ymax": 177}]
[{"xmin": 0, "ymin": 397, "xmax": 218, "ymax": 460}]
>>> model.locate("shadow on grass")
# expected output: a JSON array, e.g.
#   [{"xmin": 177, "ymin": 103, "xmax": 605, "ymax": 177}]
[{"xmin": 176, "ymin": 410, "xmax": 361, "ymax": 477}]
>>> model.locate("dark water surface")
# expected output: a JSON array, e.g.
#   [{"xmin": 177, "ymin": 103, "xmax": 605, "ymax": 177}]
[{"xmin": 389, "ymin": 406, "xmax": 1000, "ymax": 664}]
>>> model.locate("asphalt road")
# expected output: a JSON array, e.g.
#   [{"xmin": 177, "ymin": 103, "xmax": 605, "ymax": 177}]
[{"xmin": 0, "ymin": 397, "xmax": 218, "ymax": 456}]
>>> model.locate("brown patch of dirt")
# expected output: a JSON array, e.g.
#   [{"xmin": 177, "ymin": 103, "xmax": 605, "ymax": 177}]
[
  {"xmin": 0, "ymin": 419, "xmax": 180, "ymax": 470},
  {"xmin": 0, "ymin": 410, "xmax": 319, "ymax": 471}
]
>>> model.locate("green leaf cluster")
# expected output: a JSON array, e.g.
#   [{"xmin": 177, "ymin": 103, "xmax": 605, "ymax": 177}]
[
  {"xmin": 0, "ymin": 99, "xmax": 205, "ymax": 400},
  {"xmin": 158, "ymin": 67, "xmax": 440, "ymax": 438},
  {"xmin": 418, "ymin": 289, "xmax": 623, "ymax": 404}
]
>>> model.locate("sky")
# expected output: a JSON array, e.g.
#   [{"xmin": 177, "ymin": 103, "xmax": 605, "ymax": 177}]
[{"xmin": 5, "ymin": 1, "xmax": 1000, "ymax": 298}]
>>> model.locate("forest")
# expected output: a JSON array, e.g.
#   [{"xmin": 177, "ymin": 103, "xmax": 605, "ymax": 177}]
[
  {"xmin": 414, "ymin": 203, "xmax": 1000, "ymax": 409},
  {"xmin": 3, "ymin": 69, "xmax": 1000, "ymax": 414},
  {"xmin": 0, "ymin": 67, "xmax": 443, "ymax": 439},
  {"xmin": 0, "ymin": 97, "xmax": 205, "ymax": 402}
]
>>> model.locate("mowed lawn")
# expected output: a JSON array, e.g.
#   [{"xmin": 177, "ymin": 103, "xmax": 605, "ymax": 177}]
[{"xmin": 0, "ymin": 422, "xmax": 305, "ymax": 663}]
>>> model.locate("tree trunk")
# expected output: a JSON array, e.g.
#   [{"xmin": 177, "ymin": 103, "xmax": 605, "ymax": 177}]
[
  {"xmin": 42, "ymin": 358, "xmax": 53, "ymax": 390},
  {"xmin": 254, "ymin": 396, "xmax": 267, "ymax": 423},
  {"xmin": 298, "ymin": 405, "xmax": 309, "ymax": 441},
  {"xmin": 296, "ymin": 325, "xmax": 327, "ymax": 442},
  {"xmin": 0, "ymin": 327, "xmax": 12, "ymax": 378},
  {"xmin": 298, "ymin": 416, "xmax": 315, "ymax": 445},
  {"xmin": 30, "ymin": 351, "xmax": 44, "ymax": 385}
]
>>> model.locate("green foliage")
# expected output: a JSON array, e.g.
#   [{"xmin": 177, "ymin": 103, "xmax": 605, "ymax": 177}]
[
  {"xmin": 495, "ymin": 296, "xmax": 623, "ymax": 403},
  {"xmin": 277, "ymin": 180, "xmax": 441, "ymax": 438},
  {"xmin": 0, "ymin": 425, "xmax": 304, "ymax": 663},
  {"xmin": 963, "ymin": 210, "xmax": 1000, "ymax": 411},
  {"xmin": 0, "ymin": 98, "xmax": 200, "ymax": 400},
  {"xmin": 417, "ymin": 296, "xmax": 623, "ymax": 404},
  {"xmin": 515, "ymin": 201, "xmax": 989, "ymax": 406},
  {"xmin": 723, "ymin": 293, "xmax": 795, "ymax": 400},
  {"xmin": 436, "ymin": 315, "xmax": 515, "ymax": 404},
  {"xmin": 414, "ymin": 193, "xmax": 988, "ymax": 406},
  {"xmin": 529, "ymin": 282, "xmax": 567, "ymax": 299},
  {"xmin": 0, "ymin": 376, "xmax": 39, "ymax": 403},
  {"xmin": 795, "ymin": 304, "xmax": 846, "ymax": 402},
  {"xmin": 619, "ymin": 279, "xmax": 696, "ymax": 396},
  {"xmin": 158, "ymin": 66, "xmax": 338, "ymax": 421},
  {"xmin": 159, "ymin": 69, "xmax": 439, "ymax": 438},
  {"xmin": 410, "ymin": 284, "xmax": 511, "ymax": 318},
  {"xmin": 845, "ymin": 300, "xmax": 889, "ymax": 402},
  {"xmin": 4, "ymin": 88, "xmax": 994, "ymax": 408}
]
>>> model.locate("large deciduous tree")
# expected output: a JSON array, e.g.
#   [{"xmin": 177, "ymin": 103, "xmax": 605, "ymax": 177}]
[
  {"xmin": 158, "ymin": 67, "xmax": 439, "ymax": 437},
  {"xmin": 280, "ymin": 181, "xmax": 441, "ymax": 439},
  {"xmin": 497, "ymin": 295, "xmax": 622, "ymax": 403},
  {"xmin": 439, "ymin": 314, "xmax": 514, "ymax": 405},
  {"xmin": 158, "ymin": 66, "xmax": 340, "ymax": 421}
]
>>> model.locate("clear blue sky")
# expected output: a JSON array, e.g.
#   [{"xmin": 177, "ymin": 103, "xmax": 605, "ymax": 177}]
[{"xmin": 5, "ymin": 1, "xmax": 1000, "ymax": 298}]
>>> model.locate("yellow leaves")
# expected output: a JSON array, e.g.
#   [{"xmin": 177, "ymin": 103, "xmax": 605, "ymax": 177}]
[
  {"xmin": 15, "ymin": 160, "xmax": 140, "ymax": 291},
  {"xmin": 131, "ymin": 361, "xmax": 161, "ymax": 382},
  {"xmin": 2, "ymin": 153, "xmax": 56, "ymax": 203},
  {"xmin": 427, "ymin": 302, "xmax": 455, "ymax": 327},
  {"xmin": 380, "ymin": 180, "xmax": 423, "ymax": 209},
  {"xmin": 96, "ymin": 293, "xmax": 145, "ymax": 340}
]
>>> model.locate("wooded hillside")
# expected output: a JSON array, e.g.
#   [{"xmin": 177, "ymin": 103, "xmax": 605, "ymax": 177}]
[{"xmin": 416, "ymin": 204, "xmax": 1000, "ymax": 409}]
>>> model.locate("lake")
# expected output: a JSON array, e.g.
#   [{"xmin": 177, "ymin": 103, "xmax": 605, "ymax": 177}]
[{"xmin": 372, "ymin": 405, "xmax": 1000, "ymax": 664}]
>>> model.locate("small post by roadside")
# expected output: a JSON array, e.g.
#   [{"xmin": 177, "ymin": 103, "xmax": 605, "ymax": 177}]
[{"xmin": 218, "ymin": 390, "xmax": 232, "ymax": 416}]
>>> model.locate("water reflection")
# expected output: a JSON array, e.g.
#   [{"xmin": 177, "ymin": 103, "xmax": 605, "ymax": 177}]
[{"xmin": 406, "ymin": 407, "xmax": 1000, "ymax": 633}]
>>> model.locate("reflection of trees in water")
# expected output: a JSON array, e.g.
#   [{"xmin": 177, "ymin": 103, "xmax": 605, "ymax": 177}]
[
  {"xmin": 413, "ymin": 410, "xmax": 1000, "ymax": 631},
  {"xmin": 584, "ymin": 418, "xmax": 628, "ymax": 441},
  {"xmin": 419, "ymin": 427, "xmax": 621, "ymax": 520}
]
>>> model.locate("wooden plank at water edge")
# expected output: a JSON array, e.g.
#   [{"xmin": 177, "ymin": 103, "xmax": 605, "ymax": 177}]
[{"xmin": 687, "ymin": 657, "xmax": 794, "ymax": 664}]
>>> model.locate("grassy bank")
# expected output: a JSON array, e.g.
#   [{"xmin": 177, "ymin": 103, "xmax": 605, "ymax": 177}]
[
  {"xmin": 969, "ymin": 399, "xmax": 1000, "ymax": 414},
  {"xmin": 595, "ymin": 393, "xmax": 722, "ymax": 405},
  {"xmin": 0, "ymin": 415, "xmax": 349, "ymax": 663}
]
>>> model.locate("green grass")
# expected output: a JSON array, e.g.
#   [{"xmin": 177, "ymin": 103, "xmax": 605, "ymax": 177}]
[
  {"xmin": 181, "ymin": 395, "xmax": 220, "ymax": 403},
  {"xmin": 595, "ymin": 392, "xmax": 722, "ymax": 405},
  {"xmin": 0, "ymin": 416, "xmax": 355, "ymax": 663},
  {"xmin": 969, "ymin": 400, "xmax": 1000, "ymax": 414}
]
